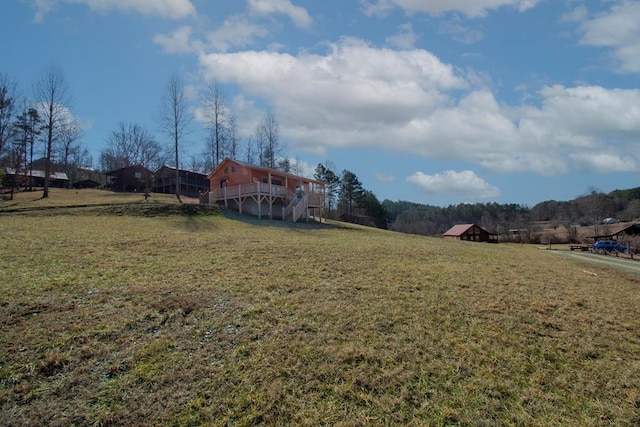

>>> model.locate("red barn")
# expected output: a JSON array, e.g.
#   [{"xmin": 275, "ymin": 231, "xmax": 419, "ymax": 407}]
[{"xmin": 443, "ymin": 224, "xmax": 498, "ymax": 243}]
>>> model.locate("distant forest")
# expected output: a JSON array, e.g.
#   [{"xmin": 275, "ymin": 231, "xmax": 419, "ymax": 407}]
[{"xmin": 382, "ymin": 187, "xmax": 640, "ymax": 243}]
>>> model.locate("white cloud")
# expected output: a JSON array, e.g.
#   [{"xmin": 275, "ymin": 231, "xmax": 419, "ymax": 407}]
[
  {"xmin": 32, "ymin": 0, "xmax": 196, "ymax": 21},
  {"xmin": 205, "ymin": 16, "xmax": 269, "ymax": 53},
  {"xmin": 439, "ymin": 15, "xmax": 484, "ymax": 44},
  {"xmin": 386, "ymin": 23, "xmax": 419, "ymax": 49},
  {"xmin": 570, "ymin": 153, "xmax": 636, "ymax": 174},
  {"xmin": 361, "ymin": 0, "xmax": 541, "ymax": 18},
  {"xmin": 154, "ymin": 26, "xmax": 201, "ymax": 54},
  {"xmin": 196, "ymin": 37, "xmax": 640, "ymax": 178},
  {"xmin": 560, "ymin": 5, "xmax": 588, "ymax": 23},
  {"xmin": 576, "ymin": 1, "xmax": 640, "ymax": 73},
  {"xmin": 248, "ymin": 0, "xmax": 313, "ymax": 29},
  {"xmin": 407, "ymin": 170, "xmax": 500, "ymax": 200},
  {"xmin": 376, "ymin": 172, "xmax": 396, "ymax": 183}
]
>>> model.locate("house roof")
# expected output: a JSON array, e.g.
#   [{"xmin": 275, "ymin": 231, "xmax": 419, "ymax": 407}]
[
  {"xmin": 589, "ymin": 223, "xmax": 640, "ymax": 239},
  {"xmin": 443, "ymin": 224, "xmax": 476, "ymax": 237},
  {"xmin": 155, "ymin": 165, "xmax": 207, "ymax": 177},
  {"xmin": 208, "ymin": 158, "xmax": 324, "ymax": 185},
  {"xmin": 5, "ymin": 168, "xmax": 69, "ymax": 181},
  {"xmin": 104, "ymin": 165, "xmax": 152, "ymax": 175}
]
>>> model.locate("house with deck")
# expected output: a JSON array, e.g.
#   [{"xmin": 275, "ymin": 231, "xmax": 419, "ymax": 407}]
[
  {"xmin": 201, "ymin": 158, "xmax": 325, "ymax": 222},
  {"xmin": 152, "ymin": 165, "xmax": 209, "ymax": 198},
  {"xmin": 443, "ymin": 223, "xmax": 498, "ymax": 243}
]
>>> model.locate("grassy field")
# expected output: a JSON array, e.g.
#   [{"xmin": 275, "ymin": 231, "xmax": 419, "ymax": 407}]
[{"xmin": 1, "ymin": 189, "xmax": 640, "ymax": 426}]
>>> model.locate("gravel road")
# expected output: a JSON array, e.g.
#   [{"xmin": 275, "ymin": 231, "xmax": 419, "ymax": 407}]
[{"xmin": 550, "ymin": 250, "xmax": 640, "ymax": 276}]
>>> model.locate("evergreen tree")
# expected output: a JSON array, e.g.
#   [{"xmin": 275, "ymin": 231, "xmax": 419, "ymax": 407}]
[
  {"xmin": 314, "ymin": 163, "xmax": 340, "ymax": 217},
  {"xmin": 339, "ymin": 169, "xmax": 364, "ymax": 220}
]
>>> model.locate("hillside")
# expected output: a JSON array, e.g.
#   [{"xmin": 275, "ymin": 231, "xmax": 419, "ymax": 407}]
[
  {"xmin": 1, "ymin": 190, "xmax": 640, "ymax": 425},
  {"xmin": 384, "ymin": 186, "xmax": 640, "ymax": 243}
]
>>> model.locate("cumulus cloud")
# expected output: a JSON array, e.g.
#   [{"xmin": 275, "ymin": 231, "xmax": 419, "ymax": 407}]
[
  {"xmin": 248, "ymin": 0, "xmax": 313, "ymax": 29},
  {"xmin": 195, "ymin": 37, "xmax": 640, "ymax": 178},
  {"xmin": 154, "ymin": 16, "xmax": 270, "ymax": 55},
  {"xmin": 361, "ymin": 0, "xmax": 541, "ymax": 18},
  {"xmin": 205, "ymin": 16, "xmax": 269, "ymax": 52},
  {"xmin": 407, "ymin": 170, "xmax": 500, "ymax": 200},
  {"xmin": 386, "ymin": 23, "xmax": 419, "ymax": 49},
  {"xmin": 576, "ymin": 1, "xmax": 640, "ymax": 73},
  {"xmin": 154, "ymin": 26, "xmax": 200, "ymax": 54},
  {"xmin": 570, "ymin": 153, "xmax": 636, "ymax": 174},
  {"xmin": 32, "ymin": 0, "xmax": 196, "ymax": 21}
]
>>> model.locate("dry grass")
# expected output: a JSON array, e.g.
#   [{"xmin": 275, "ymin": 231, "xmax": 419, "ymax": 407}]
[
  {"xmin": 0, "ymin": 188, "xmax": 199, "ymax": 212},
  {"xmin": 1, "ymin": 191, "xmax": 640, "ymax": 425}
]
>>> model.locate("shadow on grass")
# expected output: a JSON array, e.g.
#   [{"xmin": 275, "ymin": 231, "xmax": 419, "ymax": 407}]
[{"xmin": 219, "ymin": 207, "xmax": 345, "ymax": 231}]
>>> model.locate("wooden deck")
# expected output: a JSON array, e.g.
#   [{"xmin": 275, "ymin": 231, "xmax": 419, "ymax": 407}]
[{"xmin": 201, "ymin": 183, "xmax": 324, "ymax": 221}]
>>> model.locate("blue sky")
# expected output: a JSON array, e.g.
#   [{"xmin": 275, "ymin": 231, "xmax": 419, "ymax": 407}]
[{"xmin": 2, "ymin": 0, "xmax": 640, "ymax": 207}]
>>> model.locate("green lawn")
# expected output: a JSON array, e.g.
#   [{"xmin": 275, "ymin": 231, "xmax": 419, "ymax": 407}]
[{"xmin": 1, "ymin": 190, "xmax": 639, "ymax": 425}]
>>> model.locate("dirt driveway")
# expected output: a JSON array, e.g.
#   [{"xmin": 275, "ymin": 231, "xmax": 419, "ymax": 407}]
[{"xmin": 551, "ymin": 250, "xmax": 640, "ymax": 276}]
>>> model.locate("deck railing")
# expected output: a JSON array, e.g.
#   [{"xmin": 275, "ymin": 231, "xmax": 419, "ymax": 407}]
[{"xmin": 209, "ymin": 183, "xmax": 321, "ymax": 203}]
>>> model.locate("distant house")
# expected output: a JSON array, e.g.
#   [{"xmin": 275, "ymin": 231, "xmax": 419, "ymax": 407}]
[
  {"xmin": 589, "ymin": 223, "xmax": 640, "ymax": 241},
  {"xmin": 4, "ymin": 168, "xmax": 69, "ymax": 189},
  {"xmin": 73, "ymin": 179, "xmax": 101, "ymax": 189},
  {"xmin": 105, "ymin": 165, "xmax": 152, "ymax": 192},
  {"xmin": 152, "ymin": 165, "xmax": 209, "ymax": 198},
  {"xmin": 202, "ymin": 158, "xmax": 325, "ymax": 222},
  {"xmin": 443, "ymin": 223, "xmax": 498, "ymax": 243}
]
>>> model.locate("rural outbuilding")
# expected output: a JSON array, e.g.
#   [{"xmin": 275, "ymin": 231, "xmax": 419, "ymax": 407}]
[
  {"xmin": 443, "ymin": 223, "xmax": 498, "ymax": 243},
  {"xmin": 4, "ymin": 168, "xmax": 69, "ymax": 189},
  {"xmin": 73, "ymin": 179, "xmax": 101, "ymax": 189},
  {"xmin": 105, "ymin": 166, "xmax": 153, "ymax": 192}
]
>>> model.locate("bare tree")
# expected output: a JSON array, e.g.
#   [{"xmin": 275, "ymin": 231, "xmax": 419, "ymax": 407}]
[
  {"xmin": 0, "ymin": 73, "xmax": 17, "ymax": 158},
  {"xmin": 100, "ymin": 122, "xmax": 163, "ymax": 171},
  {"xmin": 12, "ymin": 104, "xmax": 42, "ymax": 191},
  {"xmin": 226, "ymin": 114, "xmax": 239, "ymax": 159},
  {"xmin": 245, "ymin": 136, "xmax": 256, "ymax": 165},
  {"xmin": 254, "ymin": 110, "xmax": 286, "ymax": 169},
  {"xmin": 158, "ymin": 72, "xmax": 191, "ymax": 203},
  {"xmin": 33, "ymin": 65, "xmax": 72, "ymax": 198},
  {"xmin": 203, "ymin": 80, "xmax": 232, "ymax": 167}
]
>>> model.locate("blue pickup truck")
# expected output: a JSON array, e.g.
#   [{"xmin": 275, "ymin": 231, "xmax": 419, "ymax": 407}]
[{"xmin": 593, "ymin": 240, "xmax": 627, "ymax": 253}]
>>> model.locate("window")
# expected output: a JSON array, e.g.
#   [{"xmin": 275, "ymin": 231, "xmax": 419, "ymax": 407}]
[
  {"xmin": 134, "ymin": 172, "xmax": 142, "ymax": 179},
  {"xmin": 224, "ymin": 167, "xmax": 228, "ymax": 174},
  {"xmin": 262, "ymin": 177, "xmax": 283, "ymax": 186},
  {"xmin": 231, "ymin": 166, "xmax": 236, "ymax": 173}
]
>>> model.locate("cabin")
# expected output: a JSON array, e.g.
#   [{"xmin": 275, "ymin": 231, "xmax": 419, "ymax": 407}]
[
  {"xmin": 443, "ymin": 223, "xmax": 498, "ymax": 243},
  {"xmin": 105, "ymin": 165, "xmax": 153, "ymax": 192},
  {"xmin": 73, "ymin": 179, "xmax": 101, "ymax": 189},
  {"xmin": 3, "ymin": 167, "xmax": 69, "ymax": 188},
  {"xmin": 152, "ymin": 165, "xmax": 209, "ymax": 198},
  {"xmin": 201, "ymin": 158, "xmax": 325, "ymax": 222}
]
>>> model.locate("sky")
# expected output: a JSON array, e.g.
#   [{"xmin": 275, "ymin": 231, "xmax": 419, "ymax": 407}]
[{"xmin": 2, "ymin": 0, "xmax": 639, "ymax": 207}]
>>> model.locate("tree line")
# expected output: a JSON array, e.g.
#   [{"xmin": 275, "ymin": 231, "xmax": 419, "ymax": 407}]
[
  {"xmin": 383, "ymin": 187, "xmax": 640, "ymax": 243},
  {"xmin": 0, "ymin": 67, "xmax": 89, "ymax": 198},
  {"xmin": 314, "ymin": 163, "xmax": 388, "ymax": 229},
  {"xmin": 0, "ymin": 67, "xmax": 295, "ymax": 201}
]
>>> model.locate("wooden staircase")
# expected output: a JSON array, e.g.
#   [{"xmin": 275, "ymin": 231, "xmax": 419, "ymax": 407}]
[{"xmin": 283, "ymin": 192, "xmax": 308, "ymax": 222}]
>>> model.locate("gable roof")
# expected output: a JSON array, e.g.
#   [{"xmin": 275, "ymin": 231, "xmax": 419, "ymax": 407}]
[
  {"xmin": 443, "ymin": 224, "xmax": 476, "ymax": 237},
  {"xmin": 5, "ymin": 168, "xmax": 69, "ymax": 181},
  {"xmin": 104, "ymin": 165, "xmax": 153, "ymax": 175},
  {"xmin": 208, "ymin": 158, "xmax": 323, "ymax": 185},
  {"xmin": 155, "ymin": 165, "xmax": 207, "ymax": 177}
]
